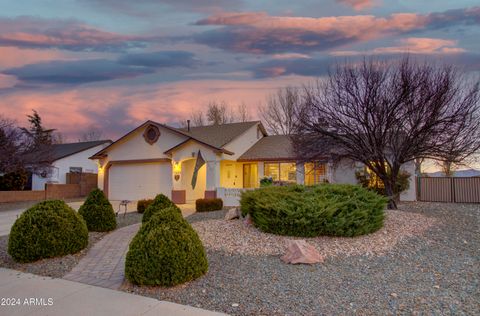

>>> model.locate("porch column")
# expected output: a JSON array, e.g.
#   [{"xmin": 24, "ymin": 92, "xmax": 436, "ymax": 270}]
[
  {"xmin": 257, "ymin": 162, "xmax": 264, "ymax": 185},
  {"xmin": 327, "ymin": 161, "xmax": 334, "ymax": 183},
  {"xmin": 205, "ymin": 160, "xmax": 220, "ymax": 198},
  {"xmin": 296, "ymin": 162, "xmax": 305, "ymax": 185},
  {"xmin": 171, "ymin": 160, "xmax": 186, "ymax": 204}
]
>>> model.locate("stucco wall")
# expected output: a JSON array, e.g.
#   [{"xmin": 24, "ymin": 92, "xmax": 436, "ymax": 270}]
[
  {"xmin": 223, "ymin": 123, "xmax": 264, "ymax": 160},
  {"xmin": 180, "ymin": 159, "xmax": 206, "ymax": 202}
]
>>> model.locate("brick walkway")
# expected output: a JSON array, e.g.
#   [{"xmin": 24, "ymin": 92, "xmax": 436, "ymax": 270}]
[{"xmin": 63, "ymin": 223, "xmax": 140, "ymax": 289}]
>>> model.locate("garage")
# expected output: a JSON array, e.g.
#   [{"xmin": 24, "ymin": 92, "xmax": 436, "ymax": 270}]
[{"xmin": 108, "ymin": 162, "xmax": 172, "ymax": 201}]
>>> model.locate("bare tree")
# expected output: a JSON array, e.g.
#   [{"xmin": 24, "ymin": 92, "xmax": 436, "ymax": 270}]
[
  {"xmin": 191, "ymin": 111, "xmax": 206, "ymax": 127},
  {"xmin": 236, "ymin": 102, "xmax": 251, "ymax": 122},
  {"xmin": 260, "ymin": 87, "xmax": 302, "ymax": 135},
  {"xmin": 295, "ymin": 57, "xmax": 480, "ymax": 209},
  {"xmin": 0, "ymin": 116, "xmax": 24, "ymax": 173},
  {"xmin": 80, "ymin": 126, "xmax": 104, "ymax": 142},
  {"xmin": 206, "ymin": 101, "xmax": 234, "ymax": 125}
]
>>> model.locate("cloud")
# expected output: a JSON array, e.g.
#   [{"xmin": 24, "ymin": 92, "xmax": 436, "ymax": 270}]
[
  {"xmin": 0, "ymin": 16, "xmax": 146, "ymax": 52},
  {"xmin": 194, "ymin": 7, "xmax": 480, "ymax": 54},
  {"xmin": 331, "ymin": 37, "xmax": 466, "ymax": 56},
  {"xmin": 336, "ymin": 0, "xmax": 378, "ymax": 11},
  {"xmin": 2, "ymin": 50, "xmax": 198, "ymax": 85},
  {"xmin": 79, "ymin": 0, "xmax": 242, "ymax": 15}
]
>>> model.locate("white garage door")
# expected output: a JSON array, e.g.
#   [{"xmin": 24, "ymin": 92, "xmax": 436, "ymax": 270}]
[{"xmin": 109, "ymin": 163, "xmax": 172, "ymax": 201}]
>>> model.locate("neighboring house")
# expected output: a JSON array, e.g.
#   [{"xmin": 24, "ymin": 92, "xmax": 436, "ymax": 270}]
[
  {"xmin": 31, "ymin": 140, "xmax": 112, "ymax": 190},
  {"xmin": 90, "ymin": 120, "xmax": 416, "ymax": 205}
]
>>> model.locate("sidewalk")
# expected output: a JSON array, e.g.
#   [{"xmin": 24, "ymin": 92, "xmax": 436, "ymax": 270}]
[{"xmin": 0, "ymin": 268, "xmax": 226, "ymax": 316}]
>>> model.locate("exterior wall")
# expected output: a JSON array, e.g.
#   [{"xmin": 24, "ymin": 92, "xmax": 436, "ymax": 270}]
[
  {"xmin": 0, "ymin": 190, "xmax": 45, "ymax": 203},
  {"xmin": 400, "ymin": 161, "xmax": 417, "ymax": 201},
  {"xmin": 332, "ymin": 160, "xmax": 359, "ymax": 185},
  {"xmin": 220, "ymin": 161, "xmax": 243, "ymax": 188},
  {"xmin": 0, "ymin": 184, "xmax": 83, "ymax": 203},
  {"xmin": 32, "ymin": 143, "xmax": 109, "ymax": 190},
  {"xmin": 180, "ymin": 159, "xmax": 206, "ymax": 202},
  {"xmin": 105, "ymin": 125, "xmax": 188, "ymax": 162},
  {"xmin": 223, "ymin": 123, "xmax": 264, "ymax": 160}
]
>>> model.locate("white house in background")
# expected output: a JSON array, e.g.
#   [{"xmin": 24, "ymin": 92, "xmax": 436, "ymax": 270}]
[
  {"xmin": 31, "ymin": 140, "xmax": 112, "ymax": 190},
  {"xmin": 90, "ymin": 120, "xmax": 416, "ymax": 206}
]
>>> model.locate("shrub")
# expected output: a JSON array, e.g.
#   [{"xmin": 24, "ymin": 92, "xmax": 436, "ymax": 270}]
[
  {"xmin": 195, "ymin": 198, "xmax": 223, "ymax": 212},
  {"xmin": 137, "ymin": 199, "xmax": 154, "ymax": 214},
  {"xmin": 125, "ymin": 207, "xmax": 208, "ymax": 286},
  {"xmin": 260, "ymin": 176, "xmax": 273, "ymax": 187},
  {"xmin": 8, "ymin": 200, "xmax": 88, "ymax": 263},
  {"xmin": 78, "ymin": 188, "xmax": 116, "ymax": 232},
  {"xmin": 0, "ymin": 170, "xmax": 27, "ymax": 191},
  {"xmin": 240, "ymin": 184, "xmax": 387, "ymax": 237},
  {"xmin": 142, "ymin": 194, "xmax": 179, "ymax": 223}
]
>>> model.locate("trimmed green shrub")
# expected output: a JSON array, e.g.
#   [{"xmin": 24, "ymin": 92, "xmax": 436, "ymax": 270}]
[
  {"xmin": 78, "ymin": 188, "xmax": 116, "ymax": 232},
  {"xmin": 125, "ymin": 206, "xmax": 208, "ymax": 286},
  {"xmin": 195, "ymin": 198, "xmax": 223, "ymax": 212},
  {"xmin": 240, "ymin": 184, "xmax": 387, "ymax": 237},
  {"xmin": 8, "ymin": 200, "xmax": 88, "ymax": 263},
  {"xmin": 142, "ymin": 194, "xmax": 179, "ymax": 223},
  {"xmin": 137, "ymin": 199, "xmax": 154, "ymax": 214}
]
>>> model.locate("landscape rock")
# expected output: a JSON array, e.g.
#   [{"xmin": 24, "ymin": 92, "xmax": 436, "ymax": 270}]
[
  {"xmin": 281, "ymin": 240, "xmax": 324, "ymax": 264},
  {"xmin": 224, "ymin": 207, "xmax": 240, "ymax": 220},
  {"xmin": 244, "ymin": 214, "xmax": 253, "ymax": 226}
]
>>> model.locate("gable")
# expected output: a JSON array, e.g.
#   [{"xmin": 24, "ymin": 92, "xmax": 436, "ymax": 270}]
[
  {"xmin": 223, "ymin": 122, "xmax": 266, "ymax": 160},
  {"xmin": 97, "ymin": 123, "xmax": 189, "ymax": 161}
]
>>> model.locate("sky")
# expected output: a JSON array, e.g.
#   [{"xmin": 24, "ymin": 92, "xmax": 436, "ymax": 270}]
[{"xmin": 0, "ymin": 0, "xmax": 480, "ymax": 141}]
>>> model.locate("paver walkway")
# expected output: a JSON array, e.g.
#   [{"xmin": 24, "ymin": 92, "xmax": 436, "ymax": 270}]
[{"xmin": 63, "ymin": 223, "xmax": 140, "ymax": 289}]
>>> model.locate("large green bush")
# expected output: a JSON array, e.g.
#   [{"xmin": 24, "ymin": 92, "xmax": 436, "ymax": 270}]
[
  {"xmin": 240, "ymin": 184, "xmax": 387, "ymax": 237},
  {"xmin": 8, "ymin": 200, "xmax": 89, "ymax": 263},
  {"xmin": 78, "ymin": 188, "xmax": 116, "ymax": 232},
  {"xmin": 125, "ymin": 206, "xmax": 208, "ymax": 286},
  {"xmin": 142, "ymin": 194, "xmax": 179, "ymax": 223}
]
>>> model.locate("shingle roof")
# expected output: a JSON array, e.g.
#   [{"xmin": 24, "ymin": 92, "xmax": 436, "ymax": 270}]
[
  {"xmin": 238, "ymin": 135, "xmax": 297, "ymax": 161},
  {"xmin": 52, "ymin": 140, "xmax": 112, "ymax": 161},
  {"xmin": 179, "ymin": 121, "xmax": 263, "ymax": 148}
]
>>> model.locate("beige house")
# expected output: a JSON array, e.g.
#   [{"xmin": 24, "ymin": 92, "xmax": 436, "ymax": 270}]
[{"xmin": 91, "ymin": 120, "xmax": 416, "ymax": 205}]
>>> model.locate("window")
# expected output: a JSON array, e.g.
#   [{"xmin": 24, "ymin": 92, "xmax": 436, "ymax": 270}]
[
  {"xmin": 69, "ymin": 167, "xmax": 82, "ymax": 173},
  {"xmin": 143, "ymin": 125, "xmax": 160, "ymax": 144},
  {"xmin": 264, "ymin": 162, "xmax": 296, "ymax": 182},
  {"xmin": 304, "ymin": 162, "xmax": 327, "ymax": 185}
]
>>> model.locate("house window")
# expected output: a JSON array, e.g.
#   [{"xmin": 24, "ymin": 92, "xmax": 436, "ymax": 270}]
[
  {"xmin": 264, "ymin": 162, "xmax": 296, "ymax": 182},
  {"xmin": 69, "ymin": 167, "xmax": 82, "ymax": 173},
  {"xmin": 304, "ymin": 162, "xmax": 327, "ymax": 185}
]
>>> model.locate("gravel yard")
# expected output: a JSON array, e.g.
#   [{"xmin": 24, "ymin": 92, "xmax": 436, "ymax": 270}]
[
  {"xmin": 123, "ymin": 202, "xmax": 480, "ymax": 315},
  {"xmin": 0, "ymin": 232, "xmax": 106, "ymax": 278}
]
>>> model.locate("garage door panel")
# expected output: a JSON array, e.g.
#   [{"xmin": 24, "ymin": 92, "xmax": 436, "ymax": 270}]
[{"xmin": 109, "ymin": 163, "xmax": 171, "ymax": 201}]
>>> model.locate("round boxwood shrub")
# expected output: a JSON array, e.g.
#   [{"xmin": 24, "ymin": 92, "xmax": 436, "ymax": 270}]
[
  {"xmin": 78, "ymin": 188, "xmax": 116, "ymax": 232},
  {"xmin": 142, "ymin": 193, "xmax": 179, "ymax": 223},
  {"xmin": 240, "ymin": 184, "xmax": 387, "ymax": 237},
  {"xmin": 8, "ymin": 200, "xmax": 89, "ymax": 263},
  {"xmin": 125, "ymin": 206, "xmax": 208, "ymax": 286}
]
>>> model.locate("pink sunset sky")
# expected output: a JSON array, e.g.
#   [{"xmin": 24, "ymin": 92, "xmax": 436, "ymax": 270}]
[{"xmin": 0, "ymin": 0, "xmax": 479, "ymax": 140}]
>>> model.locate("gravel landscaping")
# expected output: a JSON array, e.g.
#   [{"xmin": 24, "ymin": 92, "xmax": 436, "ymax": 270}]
[
  {"xmin": 122, "ymin": 202, "xmax": 480, "ymax": 315},
  {"xmin": 0, "ymin": 232, "xmax": 106, "ymax": 278}
]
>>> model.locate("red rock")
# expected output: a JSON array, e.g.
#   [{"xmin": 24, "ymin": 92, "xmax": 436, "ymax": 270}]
[{"xmin": 281, "ymin": 240, "xmax": 324, "ymax": 264}]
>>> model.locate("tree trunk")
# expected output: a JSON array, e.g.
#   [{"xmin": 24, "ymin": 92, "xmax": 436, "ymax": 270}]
[{"xmin": 383, "ymin": 180, "xmax": 397, "ymax": 209}]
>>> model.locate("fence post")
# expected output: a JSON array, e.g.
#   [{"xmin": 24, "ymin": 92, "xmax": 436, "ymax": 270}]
[{"xmin": 451, "ymin": 177, "xmax": 456, "ymax": 203}]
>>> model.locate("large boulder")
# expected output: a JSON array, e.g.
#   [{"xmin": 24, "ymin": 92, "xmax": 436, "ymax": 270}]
[
  {"xmin": 281, "ymin": 240, "xmax": 324, "ymax": 264},
  {"xmin": 224, "ymin": 207, "xmax": 240, "ymax": 220}
]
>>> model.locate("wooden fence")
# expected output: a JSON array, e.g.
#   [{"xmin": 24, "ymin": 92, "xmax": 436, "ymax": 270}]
[
  {"xmin": 417, "ymin": 177, "xmax": 480, "ymax": 203},
  {"xmin": 66, "ymin": 173, "xmax": 97, "ymax": 196}
]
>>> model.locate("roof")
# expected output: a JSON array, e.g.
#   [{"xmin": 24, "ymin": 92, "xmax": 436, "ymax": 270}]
[
  {"xmin": 52, "ymin": 140, "xmax": 112, "ymax": 161},
  {"xmin": 237, "ymin": 135, "xmax": 297, "ymax": 161},
  {"xmin": 180, "ymin": 121, "xmax": 265, "ymax": 148}
]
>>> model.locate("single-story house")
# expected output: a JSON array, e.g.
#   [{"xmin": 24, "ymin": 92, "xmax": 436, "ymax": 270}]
[
  {"xmin": 90, "ymin": 120, "xmax": 416, "ymax": 205},
  {"xmin": 31, "ymin": 140, "xmax": 112, "ymax": 190}
]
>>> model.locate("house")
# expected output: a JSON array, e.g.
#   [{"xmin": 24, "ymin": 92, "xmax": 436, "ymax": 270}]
[
  {"xmin": 90, "ymin": 120, "xmax": 416, "ymax": 205},
  {"xmin": 31, "ymin": 140, "xmax": 112, "ymax": 190}
]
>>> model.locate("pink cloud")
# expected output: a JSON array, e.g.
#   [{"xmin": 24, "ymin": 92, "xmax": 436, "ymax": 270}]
[
  {"xmin": 337, "ymin": 0, "xmax": 378, "ymax": 11},
  {"xmin": 0, "ymin": 16, "xmax": 145, "ymax": 51},
  {"xmin": 331, "ymin": 37, "xmax": 466, "ymax": 56},
  {"xmin": 0, "ymin": 76, "xmax": 309, "ymax": 140},
  {"xmin": 194, "ymin": 7, "xmax": 479, "ymax": 54}
]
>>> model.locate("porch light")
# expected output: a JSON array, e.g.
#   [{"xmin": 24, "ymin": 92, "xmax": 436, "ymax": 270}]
[{"xmin": 173, "ymin": 162, "xmax": 181, "ymax": 173}]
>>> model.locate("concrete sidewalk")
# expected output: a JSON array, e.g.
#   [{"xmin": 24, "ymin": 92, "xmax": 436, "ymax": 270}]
[{"xmin": 0, "ymin": 268, "xmax": 225, "ymax": 316}]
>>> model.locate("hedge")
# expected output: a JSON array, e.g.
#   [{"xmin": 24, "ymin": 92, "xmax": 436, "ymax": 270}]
[
  {"xmin": 125, "ymin": 206, "xmax": 208, "ymax": 286},
  {"xmin": 142, "ymin": 194, "xmax": 179, "ymax": 223},
  {"xmin": 78, "ymin": 188, "xmax": 116, "ymax": 232},
  {"xmin": 240, "ymin": 184, "xmax": 387, "ymax": 237},
  {"xmin": 195, "ymin": 198, "xmax": 223, "ymax": 212},
  {"xmin": 8, "ymin": 200, "xmax": 89, "ymax": 263},
  {"xmin": 137, "ymin": 199, "xmax": 154, "ymax": 214}
]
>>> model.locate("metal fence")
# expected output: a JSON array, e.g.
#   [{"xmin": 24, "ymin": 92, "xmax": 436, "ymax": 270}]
[{"xmin": 417, "ymin": 177, "xmax": 480, "ymax": 203}]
